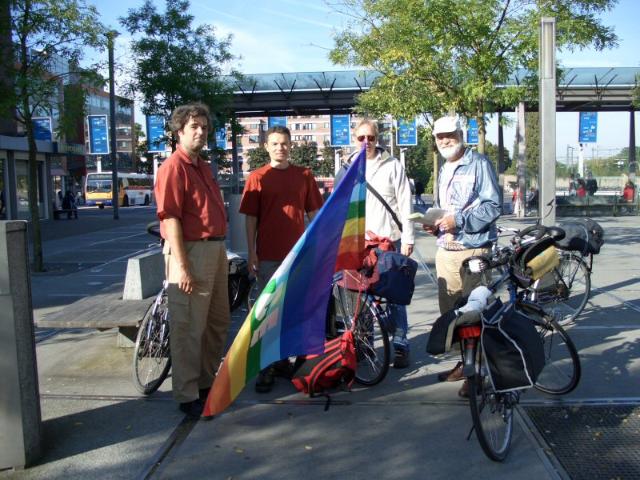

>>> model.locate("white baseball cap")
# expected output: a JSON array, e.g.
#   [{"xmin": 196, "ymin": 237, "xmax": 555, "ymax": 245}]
[{"xmin": 432, "ymin": 116, "xmax": 461, "ymax": 135}]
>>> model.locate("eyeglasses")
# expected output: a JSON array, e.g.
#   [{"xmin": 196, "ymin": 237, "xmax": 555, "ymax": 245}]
[{"xmin": 356, "ymin": 135, "xmax": 376, "ymax": 142}]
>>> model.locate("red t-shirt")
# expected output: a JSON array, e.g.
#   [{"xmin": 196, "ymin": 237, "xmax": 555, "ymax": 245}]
[
  {"xmin": 240, "ymin": 163, "xmax": 323, "ymax": 261},
  {"xmin": 155, "ymin": 145, "xmax": 227, "ymax": 241}
]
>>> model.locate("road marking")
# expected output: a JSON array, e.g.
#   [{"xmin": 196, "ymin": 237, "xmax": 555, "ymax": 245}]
[
  {"xmin": 87, "ymin": 282, "xmax": 103, "ymax": 286},
  {"xmin": 591, "ymin": 286, "xmax": 640, "ymax": 314}
]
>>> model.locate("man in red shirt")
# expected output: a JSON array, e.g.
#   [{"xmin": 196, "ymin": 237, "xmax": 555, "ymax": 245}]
[
  {"xmin": 240, "ymin": 125, "xmax": 323, "ymax": 392},
  {"xmin": 154, "ymin": 103, "xmax": 230, "ymax": 418}
]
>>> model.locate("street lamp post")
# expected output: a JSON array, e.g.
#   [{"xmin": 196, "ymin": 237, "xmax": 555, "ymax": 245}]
[{"xmin": 107, "ymin": 30, "xmax": 119, "ymax": 220}]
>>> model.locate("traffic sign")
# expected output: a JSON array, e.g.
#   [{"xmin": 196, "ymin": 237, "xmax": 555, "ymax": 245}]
[
  {"xmin": 268, "ymin": 116, "xmax": 287, "ymax": 128},
  {"xmin": 579, "ymin": 112, "xmax": 597, "ymax": 143},
  {"xmin": 215, "ymin": 127, "xmax": 227, "ymax": 149},
  {"xmin": 87, "ymin": 115, "xmax": 109, "ymax": 154},
  {"xmin": 146, "ymin": 115, "xmax": 167, "ymax": 153},
  {"xmin": 330, "ymin": 114, "xmax": 351, "ymax": 146},
  {"xmin": 32, "ymin": 117, "xmax": 52, "ymax": 142},
  {"xmin": 467, "ymin": 118, "xmax": 479, "ymax": 145},
  {"xmin": 397, "ymin": 118, "xmax": 417, "ymax": 146}
]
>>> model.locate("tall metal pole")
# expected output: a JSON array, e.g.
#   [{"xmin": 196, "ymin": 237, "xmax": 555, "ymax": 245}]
[
  {"xmin": 539, "ymin": 17, "xmax": 556, "ymax": 226},
  {"xmin": 516, "ymin": 102, "xmax": 526, "ymax": 218},
  {"xmin": 107, "ymin": 30, "xmax": 119, "ymax": 220},
  {"xmin": 629, "ymin": 108, "xmax": 637, "ymax": 182},
  {"xmin": 497, "ymin": 111, "xmax": 505, "ymax": 211}
]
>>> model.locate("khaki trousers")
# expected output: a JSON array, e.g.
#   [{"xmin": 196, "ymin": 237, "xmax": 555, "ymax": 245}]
[
  {"xmin": 164, "ymin": 240, "xmax": 230, "ymax": 403},
  {"xmin": 435, "ymin": 247, "xmax": 490, "ymax": 315}
]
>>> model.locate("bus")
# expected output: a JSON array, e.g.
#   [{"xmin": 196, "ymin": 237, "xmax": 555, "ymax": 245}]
[{"xmin": 85, "ymin": 172, "xmax": 154, "ymax": 208}]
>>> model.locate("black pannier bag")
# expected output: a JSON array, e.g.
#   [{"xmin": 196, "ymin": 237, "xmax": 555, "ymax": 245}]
[
  {"xmin": 555, "ymin": 218, "xmax": 604, "ymax": 255},
  {"xmin": 368, "ymin": 249, "xmax": 418, "ymax": 306},
  {"xmin": 481, "ymin": 300, "xmax": 545, "ymax": 392}
]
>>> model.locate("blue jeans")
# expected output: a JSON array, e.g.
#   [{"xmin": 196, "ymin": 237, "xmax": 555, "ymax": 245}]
[
  {"xmin": 388, "ymin": 303, "xmax": 409, "ymax": 353},
  {"xmin": 389, "ymin": 239, "xmax": 409, "ymax": 353}
]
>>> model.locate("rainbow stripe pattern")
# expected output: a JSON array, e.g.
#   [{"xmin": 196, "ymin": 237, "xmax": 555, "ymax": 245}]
[{"xmin": 203, "ymin": 148, "xmax": 367, "ymax": 417}]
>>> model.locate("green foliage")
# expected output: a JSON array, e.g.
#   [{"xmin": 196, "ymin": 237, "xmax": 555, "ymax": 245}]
[
  {"xmin": 403, "ymin": 126, "xmax": 433, "ymax": 189},
  {"xmin": 247, "ymin": 146, "xmax": 269, "ymax": 170},
  {"xmin": 509, "ymin": 111, "xmax": 539, "ymax": 182},
  {"xmin": 484, "ymin": 140, "xmax": 512, "ymax": 172},
  {"xmin": 6, "ymin": 0, "xmax": 107, "ymax": 271},
  {"xmin": 319, "ymin": 142, "xmax": 338, "ymax": 177},
  {"xmin": 6, "ymin": 0, "xmax": 106, "ymax": 127},
  {"xmin": 290, "ymin": 142, "xmax": 318, "ymax": 170},
  {"xmin": 330, "ymin": 0, "xmax": 618, "ymax": 150},
  {"xmin": 120, "ymin": 0, "xmax": 238, "ymax": 147}
]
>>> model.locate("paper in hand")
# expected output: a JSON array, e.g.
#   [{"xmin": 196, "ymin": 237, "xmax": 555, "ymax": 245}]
[{"xmin": 408, "ymin": 208, "xmax": 447, "ymax": 227}]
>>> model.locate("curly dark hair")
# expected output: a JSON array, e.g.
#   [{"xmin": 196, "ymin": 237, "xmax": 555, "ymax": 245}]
[{"xmin": 168, "ymin": 103, "xmax": 211, "ymax": 135}]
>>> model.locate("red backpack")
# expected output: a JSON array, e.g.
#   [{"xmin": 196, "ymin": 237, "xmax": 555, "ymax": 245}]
[{"xmin": 291, "ymin": 329, "xmax": 356, "ymax": 407}]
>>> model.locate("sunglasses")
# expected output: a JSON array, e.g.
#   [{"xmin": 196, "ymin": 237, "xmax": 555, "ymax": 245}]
[{"xmin": 356, "ymin": 135, "xmax": 376, "ymax": 142}]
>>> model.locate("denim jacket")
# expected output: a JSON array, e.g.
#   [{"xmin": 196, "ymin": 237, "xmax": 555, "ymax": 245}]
[{"xmin": 435, "ymin": 148, "xmax": 501, "ymax": 249}]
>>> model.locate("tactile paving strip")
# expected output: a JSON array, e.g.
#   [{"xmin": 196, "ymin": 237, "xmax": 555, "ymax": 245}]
[{"xmin": 524, "ymin": 405, "xmax": 640, "ymax": 480}]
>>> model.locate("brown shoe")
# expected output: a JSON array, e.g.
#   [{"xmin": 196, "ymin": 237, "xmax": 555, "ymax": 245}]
[
  {"xmin": 437, "ymin": 361, "xmax": 464, "ymax": 382},
  {"xmin": 458, "ymin": 379, "xmax": 470, "ymax": 398}
]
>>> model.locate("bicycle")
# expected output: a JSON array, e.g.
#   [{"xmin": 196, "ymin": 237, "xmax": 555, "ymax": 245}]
[
  {"xmin": 132, "ymin": 222, "xmax": 254, "ymax": 395},
  {"xmin": 497, "ymin": 225, "xmax": 592, "ymax": 325},
  {"xmin": 330, "ymin": 269, "xmax": 391, "ymax": 386},
  {"xmin": 449, "ymin": 227, "xmax": 581, "ymax": 461}
]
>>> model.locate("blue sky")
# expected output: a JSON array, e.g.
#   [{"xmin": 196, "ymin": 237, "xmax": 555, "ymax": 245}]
[{"xmin": 86, "ymin": 0, "xmax": 640, "ymax": 157}]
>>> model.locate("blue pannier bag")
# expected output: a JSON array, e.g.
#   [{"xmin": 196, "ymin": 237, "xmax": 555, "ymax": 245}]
[{"xmin": 368, "ymin": 249, "xmax": 418, "ymax": 305}]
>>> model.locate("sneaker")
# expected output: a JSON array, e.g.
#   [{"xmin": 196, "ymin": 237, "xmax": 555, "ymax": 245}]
[
  {"xmin": 458, "ymin": 379, "xmax": 470, "ymax": 398},
  {"xmin": 437, "ymin": 361, "xmax": 464, "ymax": 382},
  {"xmin": 393, "ymin": 349, "xmax": 410, "ymax": 369},
  {"xmin": 179, "ymin": 399, "xmax": 205, "ymax": 418},
  {"xmin": 255, "ymin": 367, "xmax": 275, "ymax": 393}
]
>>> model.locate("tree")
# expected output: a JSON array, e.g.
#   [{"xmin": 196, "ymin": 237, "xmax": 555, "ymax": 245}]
[
  {"xmin": 4, "ymin": 0, "xmax": 106, "ymax": 271},
  {"xmin": 330, "ymin": 0, "xmax": 618, "ymax": 153},
  {"xmin": 319, "ymin": 142, "xmax": 338, "ymax": 177},
  {"xmin": 290, "ymin": 142, "xmax": 318, "ymax": 170},
  {"xmin": 120, "ymin": 0, "xmax": 238, "ymax": 150},
  {"xmin": 247, "ymin": 147, "xmax": 269, "ymax": 170},
  {"xmin": 403, "ymin": 126, "xmax": 433, "ymax": 192}
]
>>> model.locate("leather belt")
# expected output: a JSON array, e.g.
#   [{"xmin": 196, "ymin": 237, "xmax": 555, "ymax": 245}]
[{"xmin": 200, "ymin": 236, "xmax": 225, "ymax": 242}]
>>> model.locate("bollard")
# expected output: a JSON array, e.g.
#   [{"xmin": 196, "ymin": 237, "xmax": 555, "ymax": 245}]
[{"xmin": 0, "ymin": 221, "xmax": 42, "ymax": 469}]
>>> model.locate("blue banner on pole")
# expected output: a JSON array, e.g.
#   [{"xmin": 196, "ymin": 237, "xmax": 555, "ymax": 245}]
[
  {"xmin": 268, "ymin": 116, "xmax": 287, "ymax": 128},
  {"xmin": 579, "ymin": 112, "xmax": 597, "ymax": 143},
  {"xmin": 330, "ymin": 114, "xmax": 351, "ymax": 146},
  {"xmin": 32, "ymin": 117, "xmax": 52, "ymax": 142},
  {"xmin": 467, "ymin": 118, "xmax": 479, "ymax": 145},
  {"xmin": 146, "ymin": 115, "xmax": 166, "ymax": 153},
  {"xmin": 88, "ymin": 115, "xmax": 109, "ymax": 154},
  {"xmin": 215, "ymin": 127, "xmax": 227, "ymax": 149},
  {"xmin": 397, "ymin": 118, "xmax": 417, "ymax": 146}
]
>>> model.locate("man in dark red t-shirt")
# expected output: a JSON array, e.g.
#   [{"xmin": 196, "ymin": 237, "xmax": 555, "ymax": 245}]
[
  {"xmin": 240, "ymin": 125, "xmax": 323, "ymax": 392},
  {"xmin": 155, "ymin": 103, "xmax": 230, "ymax": 418}
]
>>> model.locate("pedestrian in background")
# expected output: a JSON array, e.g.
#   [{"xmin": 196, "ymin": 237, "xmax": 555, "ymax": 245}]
[
  {"xmin": 154, "ymin": 103, "xmax": 230, "ymax": 418},
  {"xmin": 240, "ymin": 125, "xmax": 323, "ymax": 393}
]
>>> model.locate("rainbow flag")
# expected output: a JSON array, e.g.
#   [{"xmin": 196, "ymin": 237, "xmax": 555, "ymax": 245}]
[{"xmin": 203, "ymin": 148, "xmax": 367, "ymax": 417}]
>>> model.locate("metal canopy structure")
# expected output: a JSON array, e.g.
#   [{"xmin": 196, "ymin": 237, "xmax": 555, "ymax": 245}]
[{"xmin": 229, "ymin": 67, "xmax": 640, "ymax": 117}]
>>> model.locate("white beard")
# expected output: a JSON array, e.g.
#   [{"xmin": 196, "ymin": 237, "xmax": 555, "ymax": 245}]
[{"xmin": 438, "ymin": 144, "xmax": 463, "ymax": 160}]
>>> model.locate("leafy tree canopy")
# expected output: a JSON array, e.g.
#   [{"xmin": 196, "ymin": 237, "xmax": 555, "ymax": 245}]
[
  {"xmin": 330, "ymin": 0, "xmax": 618, "ymax": 151},
  {"xmin": 120, "ymin": 0, "xmax": 238, "ymax": 143}
]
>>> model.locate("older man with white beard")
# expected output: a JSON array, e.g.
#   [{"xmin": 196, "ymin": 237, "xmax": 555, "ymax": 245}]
[{"xmin": 425, "ymin": 116, "xmax": 501, "ymax": 395}]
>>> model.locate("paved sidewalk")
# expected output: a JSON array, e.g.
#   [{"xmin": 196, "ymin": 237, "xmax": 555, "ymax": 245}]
[{"xmin": 3, "ymin": 214, "xmax": 639, "ymax": 479}]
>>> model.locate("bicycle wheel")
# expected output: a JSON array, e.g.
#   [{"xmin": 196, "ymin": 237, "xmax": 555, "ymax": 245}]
[
  {"xmin": 467, "ymin": 339, "xmax": 514, "ymax": 462},
  {"xmin": 518, "ymin": 303, "xmax": 581, "ymax": 395},
  {"xmin": 332, "ymin": 284, "xmax": 390, "ymax": 386},
  {"xmin": 133, "ymin": 291, "xmax": 171, "ymax": 395},
  {"xmin": 528, "ymin": 253, "xmax": 590, "ymax": 325}
]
